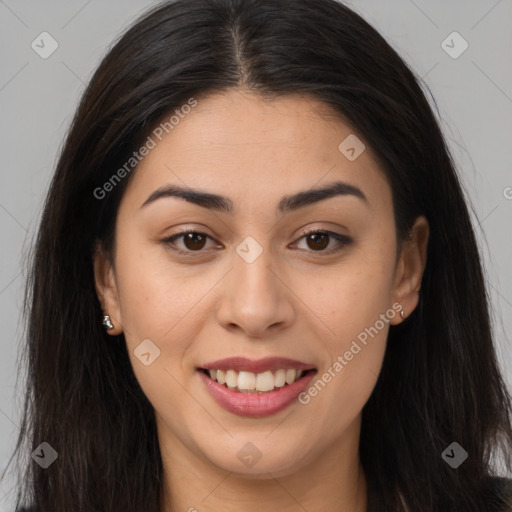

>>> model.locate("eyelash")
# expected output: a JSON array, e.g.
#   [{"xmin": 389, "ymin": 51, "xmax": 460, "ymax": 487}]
[{"xmin": 162, "ymin": 228, "xmax": 352, "ymax": 257}]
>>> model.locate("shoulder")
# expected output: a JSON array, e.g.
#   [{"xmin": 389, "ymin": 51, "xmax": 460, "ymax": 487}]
[{"xmin": 482, "ymin": 476, "xmax": 512, "ymax": 511}]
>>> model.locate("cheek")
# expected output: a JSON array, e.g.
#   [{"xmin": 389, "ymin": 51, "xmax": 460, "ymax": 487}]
[
  {"xmin": 313, "ymin": 238, "xmax": 396, "ymax": 344},
  {"xmin": 113, "ymin": 238, "xmax": 202, "ymax": 340},
  {"xmin": 300, "ymin": 295, "xmax": 390, "ymax": 437},
  {"xmin": 113, "ymin": 244, "xmax": 211, "ymax": 419},
  {"xmin": 297, "ymin": 238, "xmax": 395, "ymax": 426}
]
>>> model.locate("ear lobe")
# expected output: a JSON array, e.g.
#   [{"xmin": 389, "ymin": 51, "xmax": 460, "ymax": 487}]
[
  {"xmin": 93, "ymin": 242, "xmax": 123, "ymax": 335},
  {"xmin": 391, "ymin": 215, "xmax": 429, "ymax": 323}
]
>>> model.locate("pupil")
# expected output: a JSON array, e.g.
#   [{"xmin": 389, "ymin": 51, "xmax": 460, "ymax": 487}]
[
  {"xmin": 309, "ymin": 233, "xmax": 328, "ymax": 250},
  {"xmin": 185, "ymin": 233, "xmax": 205, "ymax": 250}
]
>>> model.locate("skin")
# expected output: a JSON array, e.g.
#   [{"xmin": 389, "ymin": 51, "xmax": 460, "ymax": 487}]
[{"xmin": 94, "ymin": 88, "xmax": 429, "ymax": 512}]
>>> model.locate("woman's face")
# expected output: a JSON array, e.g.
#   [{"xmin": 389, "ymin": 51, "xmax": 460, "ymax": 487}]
[{"xmin": 95, "ymin": 89, "xmax": 428, "ymax": 478}]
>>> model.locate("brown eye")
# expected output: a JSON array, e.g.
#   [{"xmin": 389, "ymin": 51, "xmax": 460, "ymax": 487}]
[
  {"xmin": 163, "ymin": 231, "xmax": 216, "ymax": 254},
  {"xmin": 305, "ymin": 232, "xmax": 330, "ymax": 251},
  {"xmin": 295, "ymin": 229, "xmax": 352, "ymax": 254},
  {"xmin": 163, "ymin": 229, "xmax": 352, "ymax": 257},
  {"xmin": 182, "ymin": 232, "xmax": 207, "ymax": 251}
]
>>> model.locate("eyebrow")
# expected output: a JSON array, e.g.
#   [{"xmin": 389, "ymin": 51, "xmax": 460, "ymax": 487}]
[{"xmin": 140, "ymin": 180, "xmax": 368, "ymax": 214}]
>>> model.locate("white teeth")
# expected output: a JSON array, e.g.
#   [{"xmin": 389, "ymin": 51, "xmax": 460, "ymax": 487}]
[
  {"xmin": 225, "ymin": 369, "xmax": 238, "ymax": 388},
  {"xmin": 238, "ymin": 371, "xmax": 256, "ymax": 391},
  {"xmin": 285, "ymin": 369, "xmax": 296, "ymax": 385},
  {"xmin": 256, "ymin": 370, "xmax": 275, "ymax": 392},
  {"xmin": 205, "ymin": 367, "xmax": 308, "ymax": 393},
  {"xmin": 274, "ymin": 369, "xmax": 286, "ymax": 387},
  {"xmin": 216, "ymin": 369, "xmax": 226, "ymax": 385}
]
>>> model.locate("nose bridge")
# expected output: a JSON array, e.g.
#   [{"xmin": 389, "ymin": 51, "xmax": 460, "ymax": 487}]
[
  {"xmin": 216, "ymin": 232, "xmax": 295, "ymax": 335},
  {"xmin": 233, "ymin": 233, "xmax": 280, "ymax": 303}
]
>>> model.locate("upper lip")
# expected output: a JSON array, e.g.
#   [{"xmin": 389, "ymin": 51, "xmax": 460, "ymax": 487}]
[{"xmin": 199, "ymin": 357, "xmax": 316, "ymax": 373}]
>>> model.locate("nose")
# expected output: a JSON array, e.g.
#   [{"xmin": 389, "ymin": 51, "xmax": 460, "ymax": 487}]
[{"xmin": 215, "ymin": 238, "xmax": 295, "ymax": 339}]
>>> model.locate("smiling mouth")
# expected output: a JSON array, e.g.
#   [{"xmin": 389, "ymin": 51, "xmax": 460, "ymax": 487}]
[{"xmin": 199, "ymin": 367, "xmax": 317, "ymax": 394}]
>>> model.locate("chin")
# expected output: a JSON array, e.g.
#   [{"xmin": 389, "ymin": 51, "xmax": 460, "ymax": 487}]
[{"xmin": 201, "ymin": 439, "xmax": 311, "ymax": 478}]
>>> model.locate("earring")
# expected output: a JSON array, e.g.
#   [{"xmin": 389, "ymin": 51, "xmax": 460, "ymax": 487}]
[
  {"xmin": 400, "ymin": 310, "xmax": 405, "ymax": 319},
  {"xmin": 102, "ymin": 315, "xmax": 114, "ymax": 331}
]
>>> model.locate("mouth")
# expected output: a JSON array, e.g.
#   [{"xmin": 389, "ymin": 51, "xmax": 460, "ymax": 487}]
[
  {"xmin": 198, "ymin": 367, "xmax": 317, "ymax": 394},
  {"xmin": 196, "ymin": 357, "xmax": 318, "ymax": 417}
]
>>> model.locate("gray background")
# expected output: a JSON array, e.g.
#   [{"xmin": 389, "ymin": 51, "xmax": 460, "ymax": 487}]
[{"xmin": 1, "ymin": 0, "xmax": 511, "ymax": 507}]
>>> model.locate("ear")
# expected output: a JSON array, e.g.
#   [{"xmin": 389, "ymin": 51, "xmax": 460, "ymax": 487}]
[
  {"xmin": 93, "ymin": 242, "xmax": 123, "ymax": 335},
  {"xmin": 390, "ymin": 215, "xmax": 429, "ymax": 325}
]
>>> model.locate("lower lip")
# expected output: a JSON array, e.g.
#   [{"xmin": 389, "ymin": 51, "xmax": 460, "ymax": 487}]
[{"xmin": 198, "ymin": 370, "xmax": 316, "ymax": 418}]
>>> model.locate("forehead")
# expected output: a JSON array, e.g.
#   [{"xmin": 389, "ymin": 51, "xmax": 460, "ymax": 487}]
[{"xmin": 121, "ymin": 88, "xmax": 392, "ymax": 216}]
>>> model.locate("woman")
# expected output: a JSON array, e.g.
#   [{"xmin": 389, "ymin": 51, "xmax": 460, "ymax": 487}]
[{"xmin": 6, "ymin": 0, "xmax": 512, "ymax": 510}]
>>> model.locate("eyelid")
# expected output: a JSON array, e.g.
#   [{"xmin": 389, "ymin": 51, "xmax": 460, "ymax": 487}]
[
  {"xmin": 162, "ymin": 229, "xmax": 219, "ymax": 255},
  {"xmin": 293, "ymin": 227, "xmax": 352, "ymax": 254},
  {"xmin": 162, "ymin": 227, "xmax": 352, "ymax": 256}
]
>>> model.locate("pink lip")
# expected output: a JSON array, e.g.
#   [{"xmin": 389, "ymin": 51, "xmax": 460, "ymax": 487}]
[
  {"xmin": 199, "ymin": 356, "xmax": 315, "ymax": 373},
  {"xmin": 198, "ymin": 369, "xmax": 317, "ymax": 418}
]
